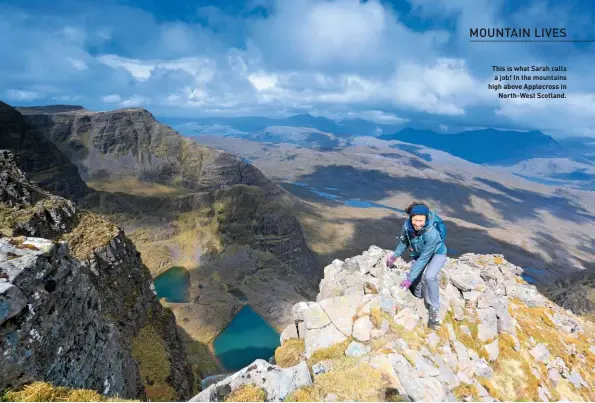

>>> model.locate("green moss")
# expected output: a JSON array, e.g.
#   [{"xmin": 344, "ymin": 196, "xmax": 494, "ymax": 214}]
[{"xmin": 131, "ymin": 323, "xmax": 176, "ymax": 402}]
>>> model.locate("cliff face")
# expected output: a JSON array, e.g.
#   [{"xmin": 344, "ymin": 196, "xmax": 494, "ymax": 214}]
[
  {"xmin": 0, "ymin": 151, "xmax": 194, "ymax": 400},
  {"xmin": 193, "ymin": 246, "xmax": 595, "ymax": 402},
  {"xmin": 17, "ymin": 106, "xmax": 318, "ymax": 281},
  {"xmin": 0, "ymin": 102, "xmax": 88, "ymax": 201},
  {"xmin": 541, "ymin": 268, "xmax": 595, "ymax": 322},
  {"xmin": 17, "ymin": 107, "xmax": 280, "ymax": 196}
]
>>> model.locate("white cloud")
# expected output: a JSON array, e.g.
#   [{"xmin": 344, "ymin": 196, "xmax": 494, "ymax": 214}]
[
  {"xmin": 102, "ymin": 94, "xmax": 122, "ymax": 103},
  {"xmin": 119, "ymin": 95, "xmax": 147, "ymax": 107},
  {"xmin": 96, "ymin": 54, "xmax": 216, "ymax": 84},
  {"xmin": 391, "ymin": 58, "xmax": 490, "ymax": 115},
  {"xmin": 5, "ymin": 89, "xmax": 42, "ymax": 101},
  {"xmin": 357, "ymin": 110, "xmax": 408, "ymax": 124},
  {"xmin": 67, "ymin": 58, "xmax": 87, "ymax": 71},
  {"xmin": 248, "ymin": 72, "xmax": 278, "ymax": 91},
  {"xmin": 2, "ymin": 0, "xmax": 595, "ymax": 137}
]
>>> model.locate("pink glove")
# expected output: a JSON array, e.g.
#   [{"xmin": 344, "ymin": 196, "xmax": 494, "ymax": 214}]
[
  {"xmin": 386, "ymin": 254, "xmax": 397, "ymax": 267},
  {"xmin": 400, "ymin": 278, "xmax": 412, "ymax": 289}
]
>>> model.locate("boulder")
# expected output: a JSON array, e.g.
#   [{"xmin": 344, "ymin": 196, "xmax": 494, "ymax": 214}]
[
  {"xmin": 353, "ymin": 316, "xmax": 373, "ymax": 342},
  {"xmin": 345, "ymin": 341, "xmax": 370, "ymax": 357},
  {"xmin": 484, "ymin": 339, "xmax": 499, "ymax": 361},
  {"xmin": 569, "ymin": 369, "xmax": 588, "ymax": 388},
  {"xmin": 190, "ymin": 360, "xmax": 312, "ymax": 402},
  {"xmin": 369, "ymin": 354, "xmax": 405, "ymax": 392},
  {"xmin": 319, "ymin": 295, "xmax": 360, "ymax": 337},
  {"xmin": 0, "ymin": 282, "xmax": 27, "ymax": 325},
  {"xmin": 530, "ymin": 344, "xmax": 550, "ymax": 364},
  {"xmin": 304, "ymin": 324, "xmax": 347, "ymax": 358},
  {"xmin": 394, "ymin": 308, "xmax": 420, "ymax": 332},
  {"xmin": 304, "ymin": 303, "xmax": 331, "ymax": 330},
  {"xmin": 427, "ymin": 332, "xmax": 441, "ymax": 350},
  {"xmin": 449, "ymin": 264, "xmax": 485, "ymax": 292},
  {"xmin": 477, "ymin": 307, "xmax": 498, "ymax": 342},
  {"xmin": 280, "ymin": 324, "xmax": 299, "ymax": 343},
  {"xmin": 292, "ymin": 302, "xmax": 310, "ymax": 322},
  {"xmin": 390, "ymin": 354, "xmax": 447, "ymax": 401},
  {"xmin": 506, "ymin": 284, "xmax": 547, "ymax": 308}
]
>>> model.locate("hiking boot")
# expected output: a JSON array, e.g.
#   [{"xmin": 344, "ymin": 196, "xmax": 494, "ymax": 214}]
[{"xmin": 428, "ymin": 307, "xmax": 441, "ymax": 329}]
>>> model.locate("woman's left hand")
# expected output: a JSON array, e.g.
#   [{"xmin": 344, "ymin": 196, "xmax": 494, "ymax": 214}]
[{"xmin": 399, "ymin": 278, "xmax": 412, "ymax": 289}]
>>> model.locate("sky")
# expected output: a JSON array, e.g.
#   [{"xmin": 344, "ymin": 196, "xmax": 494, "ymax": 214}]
[{"xmin": 2, "ymin": 0, "xmax": 595, "ymax": 137}]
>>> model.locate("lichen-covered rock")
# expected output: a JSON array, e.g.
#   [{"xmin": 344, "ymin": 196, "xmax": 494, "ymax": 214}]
[
  {"xmin": 0, "ymin": 281, "xmax": 27, "ymax": 324},
  {"xmin": 345, "ymin": 341, "xmax": 370, "ymax": 358},
  {"xmin": 190, "ymin": 360, "xmax": 311, "ymax": 402}
]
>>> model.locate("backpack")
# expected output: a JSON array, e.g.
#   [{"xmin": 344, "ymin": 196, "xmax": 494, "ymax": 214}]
[{"xmin": 432, "ymin": 212, "xmax": 447, "ymax": 241}]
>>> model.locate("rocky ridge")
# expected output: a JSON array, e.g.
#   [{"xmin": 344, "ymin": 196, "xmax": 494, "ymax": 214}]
[
  {"xmin": 192, "ymin": 246, "xmax": 595, "ymax": 402},
  {"xmin": 15, "ymin": 103, "xmax": 319, "ymax": 282},
  {"xmin": 0, "ymin": 150, "xmax": 194, "ymax": 400},
  {"xmin": 0, "ymin": 101, "xmax": 88, "ymax": 201}
]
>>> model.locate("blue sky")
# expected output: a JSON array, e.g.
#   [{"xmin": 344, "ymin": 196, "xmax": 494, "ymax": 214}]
[{"xmin": 2, "ymin": 0, "xmax": 595, "ymax": 137}]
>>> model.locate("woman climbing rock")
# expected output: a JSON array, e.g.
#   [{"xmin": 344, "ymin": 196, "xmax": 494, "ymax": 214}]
[{"xmin": 386, "ymin": 201, "xmax": 447, "ymax": 329}]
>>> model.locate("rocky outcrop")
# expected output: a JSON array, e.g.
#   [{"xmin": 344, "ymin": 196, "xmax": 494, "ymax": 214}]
[
  {"xmin": 0, "ymin": 101, "xmax": 88, "ymax": 200},
  {"xmin": 17, "ymin": 104, "xmax": 319, "ymax": 281},
  {"xmin": 0, "ymin": 151, "xmax": 194, "ymax": 400},
  {"xmin": 194, "ymin": 246, "xmax": 595, "ymax": 402}
]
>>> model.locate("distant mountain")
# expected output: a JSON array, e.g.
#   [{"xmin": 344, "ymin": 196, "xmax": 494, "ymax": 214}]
[
  {"xmin": 162, "ymin": 113, "xmax": 404, "ymax": 139},
  {"xmin": 245, "ymin": 126, "xmax": 347, "ymax": 151},
  {"xmin": 504, "ymin": 157, "xmax": 595, "ymax": 191},
  {"xmin": 379, "ymin": 128, "xmax": 568, "ymax": 165}
]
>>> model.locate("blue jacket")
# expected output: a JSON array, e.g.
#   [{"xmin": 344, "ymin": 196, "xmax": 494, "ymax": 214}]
[{"xmin": 393, "ymin": 211, "xmax": 447, "ymax": 282}]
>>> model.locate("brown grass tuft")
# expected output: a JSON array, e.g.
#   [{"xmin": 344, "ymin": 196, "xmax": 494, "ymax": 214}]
[
  {"xmin": 370, "ymin": 307, "xmax": 383, "ymax": 328},
  {"xmin": 1, "ymin": 381, "xmax": 139, "ymax": 402},
  {"xmin": 62, "ymin": 211, "xmax": 119, "ymax": 260},
  {"xmin": 224, "ymin": 384, "xmax": 266, "ymax": 402},
  {"xmin": 307, "ymin": 338, "xmax": 352, "ymax": 367},
  {"xmin": 286, "ymin": 358, "xmax": 387, "ymax": 402},
  {"xmin": 453, "ymin": 384, "xmax": 479, "ymax": 400},
  {"xmin": 275, "ymin": 339, "xmax": 305, "ymax": 368}
]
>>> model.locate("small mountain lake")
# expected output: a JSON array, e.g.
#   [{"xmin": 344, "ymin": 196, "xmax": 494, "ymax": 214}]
[
  {"xmin": 153, "ymin": 266, "xmax": 190, "ymax": 303},
  {"xmin": 521, "ymin": 267, "xmax": 544, "ymax": 284},
  {"xmin": 213, "ymin": 305, "xmax": 280, "ymax": 372}
]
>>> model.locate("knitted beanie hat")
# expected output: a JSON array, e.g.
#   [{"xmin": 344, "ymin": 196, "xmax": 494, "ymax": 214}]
[{"xmin": 410, "ymin": 204, "xmax": 429, "ymax": 216}]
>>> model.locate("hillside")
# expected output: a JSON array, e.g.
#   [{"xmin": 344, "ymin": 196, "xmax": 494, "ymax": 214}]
[
  {"xmin": 191, "ymin": 134, "xmax": 595, "ymax": 283},
  {"xmin": 5, "ymin": 102, "xmax": 320, "ymax": 378},
  {"xmin": 0, "ymin": 150, "xmax": 193, "ymax": 400},
  {"xmin": 192, "ymin": 246, "xmax": 595, "ymax": 402}
]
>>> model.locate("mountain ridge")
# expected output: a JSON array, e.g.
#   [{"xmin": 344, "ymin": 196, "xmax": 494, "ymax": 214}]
[
  {"xmin": 379, "ymin": 127, "xmax": 568, "ymax": 165},
  {"xmin": 192, "ymin": 246, "xmax": 595, "ymax": 402}
]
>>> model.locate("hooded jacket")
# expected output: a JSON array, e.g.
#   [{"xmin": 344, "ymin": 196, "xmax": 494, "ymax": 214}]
[{"xmin": 393, "ymin": 211, "xmax": 447, "ymax": 282}]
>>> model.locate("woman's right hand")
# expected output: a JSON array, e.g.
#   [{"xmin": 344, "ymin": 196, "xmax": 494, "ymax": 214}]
[{"xmin": 386, "ymin": 254, "xmax": 397, "ymax": 267}]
